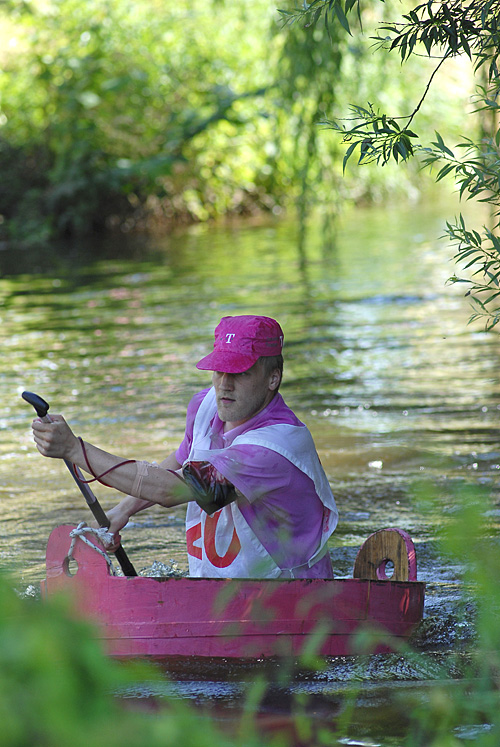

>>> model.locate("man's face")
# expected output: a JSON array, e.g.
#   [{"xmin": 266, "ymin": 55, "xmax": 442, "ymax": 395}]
[{"xmin": 212, "ymin": 360, "xmax": 279, "ymax": 431}]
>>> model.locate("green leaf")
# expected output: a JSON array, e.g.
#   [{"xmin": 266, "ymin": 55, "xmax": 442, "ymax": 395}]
[
  {"xmin": 433, "ymin": 131, "xmax": 455, "ymax": 158},
  {"xmin": 342, "ymin": 141, "xmax": 358, "ymax": 173},
  {"xmin": 436, "ymin": 163, "xmax": 456, "ymax": 181},
  {"xmin": 460, "ymin": 33, "xmax": 472, "ymax": 59},
  {"xmin": 334, "ymin": 1, "xmax": 351, "ymax": 35}
]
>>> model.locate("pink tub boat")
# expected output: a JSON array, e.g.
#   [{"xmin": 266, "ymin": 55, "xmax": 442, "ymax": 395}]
[{"xmin": 41, "ymin": 525, "xmax": 425, "ymax": 660}]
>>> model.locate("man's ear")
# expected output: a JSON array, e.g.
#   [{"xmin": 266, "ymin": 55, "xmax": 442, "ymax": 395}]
[{"xmin": 269, "ymin": 369, "xmax": 281, "ymax": 391}]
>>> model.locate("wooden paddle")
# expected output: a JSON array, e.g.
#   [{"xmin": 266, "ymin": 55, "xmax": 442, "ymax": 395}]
[{"xmin": 22, "ymin": 391, "xmax": 137, "ymax": 577}]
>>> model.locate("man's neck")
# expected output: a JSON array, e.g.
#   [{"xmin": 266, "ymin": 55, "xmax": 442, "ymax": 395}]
[{"xmin": 222, "ymin": 391, "xmax": 278, "ymax": 434}]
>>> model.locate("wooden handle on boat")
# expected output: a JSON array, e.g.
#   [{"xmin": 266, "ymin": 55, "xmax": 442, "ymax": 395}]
[
  {"xmin": 22, "ymin": 391, "xmax": 137, "ymax": 577},
  {"xmin": 353, "ymin": 528, "xmax": 417, "ymax": 582}
]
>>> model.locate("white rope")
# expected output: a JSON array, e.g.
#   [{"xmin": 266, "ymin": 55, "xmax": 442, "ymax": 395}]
[{"xmin": 67, "ymin": 522, "xmax": 117, "ymax": 575}]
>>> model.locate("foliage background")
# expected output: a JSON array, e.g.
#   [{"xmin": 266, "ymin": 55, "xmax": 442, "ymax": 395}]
[{"xmin": 0, "ymin": 0, "xmax": 476, "ymax": 249}]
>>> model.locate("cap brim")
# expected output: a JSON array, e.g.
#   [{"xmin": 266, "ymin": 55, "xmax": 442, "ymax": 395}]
[{"xmin": 196, "ymin": 350, "xmax": 258, "ymax": 373}]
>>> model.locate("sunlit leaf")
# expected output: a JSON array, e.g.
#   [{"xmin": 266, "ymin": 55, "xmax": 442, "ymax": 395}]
[
  {"xmin": 342, "ymin": 141, "xmax": 357, "ymax": 172},
  {"xmin": 334, "ymin": 1, "xmax": 351, "ymax": 35}
]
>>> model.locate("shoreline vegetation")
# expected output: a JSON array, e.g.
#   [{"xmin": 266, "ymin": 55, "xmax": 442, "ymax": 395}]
[{"xmin": 0, "ymin": 0, "xmax": 473, "ymax": 256}]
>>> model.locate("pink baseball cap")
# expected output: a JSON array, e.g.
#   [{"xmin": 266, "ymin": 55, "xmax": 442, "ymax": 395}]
[{"xmin": 196, "ymin": 315, "xmax": 284, "ymax": 373}]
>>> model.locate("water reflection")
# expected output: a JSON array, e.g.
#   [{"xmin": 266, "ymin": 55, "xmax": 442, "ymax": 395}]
[{"xmin": 1, "ymin": 193, "xmax": 498, "ymax": 595}]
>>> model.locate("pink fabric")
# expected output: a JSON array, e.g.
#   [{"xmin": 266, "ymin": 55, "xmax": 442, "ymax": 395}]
[{"xmin": 176, "ymin": 389, "xmax": 334, "ymax": 578}]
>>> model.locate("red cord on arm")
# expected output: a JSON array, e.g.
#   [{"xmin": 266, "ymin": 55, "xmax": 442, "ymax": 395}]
[
  {"xmin": 73, "ymin": 437, "xmax": 186, "ymax": 492},
  {"xmin": 73, "ymin": 437, "xmax": 136, "ymax": 487}
]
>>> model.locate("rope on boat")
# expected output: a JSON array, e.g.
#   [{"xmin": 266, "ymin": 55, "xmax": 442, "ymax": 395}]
[{"xmin": 68, "ymin": 522, "xmax": 117, "ymax": 575}]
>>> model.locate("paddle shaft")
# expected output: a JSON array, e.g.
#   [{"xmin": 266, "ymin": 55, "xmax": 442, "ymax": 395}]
[{"xmin": 22, "ymin": 391, "xmax": 137, "ymax": 576}]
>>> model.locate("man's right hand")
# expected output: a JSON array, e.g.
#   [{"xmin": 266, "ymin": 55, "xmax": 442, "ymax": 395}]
[
  {"xmin": 92, "ymin": 504, "xmax": 131, "ymax": 551},
  {"xmin": 182, "ymin": 460, "xmax": 237, "ymax": 514}
]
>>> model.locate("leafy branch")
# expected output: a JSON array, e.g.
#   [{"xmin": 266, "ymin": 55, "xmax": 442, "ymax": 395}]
[
  {"xmin": 278, "ymin": 0, "xmax": 361, "ymax": 36},
  {"xmin": 374, "ymin": 0, "xmax": 500, "ymax": 77},
  {"xmin": 282, "ymin": 0, "xmax": 500, "ymax": 170},
  {"xmin": 446, "ymin": 214, "xmax": 500, "ymax": 331},
  {"xmin": 280, "ymin": 0, "xmax": 500, "ymax": 328},
  {"xmin": 419, "ymin": 112, "xmax": 500, "ymax": 327},
  {"xmin": 326, "ymin": 105, "xmax": 419, "ymax": 171},
  {"xmin": 324, "ymin": 49, "xmax": 449, "ymax": 170},
  {"xmin": 280, "ymin": 1, "xmax": 500, "ymax": 75}
]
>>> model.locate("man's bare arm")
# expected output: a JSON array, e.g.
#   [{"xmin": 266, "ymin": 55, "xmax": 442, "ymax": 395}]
[{"xmin": 31, "ymin": 415, "xmax": 191, "ymax": 508}]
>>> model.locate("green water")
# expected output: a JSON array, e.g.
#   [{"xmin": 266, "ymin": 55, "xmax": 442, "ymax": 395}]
[{"xmin": 2, "ymin": 193, "xmax": 499, "ymax": 587}]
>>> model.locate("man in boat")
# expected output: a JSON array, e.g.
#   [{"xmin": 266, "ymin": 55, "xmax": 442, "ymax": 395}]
[{"xmin": 31, "ymin": 315, "xmax": 338, "ymax": 579}]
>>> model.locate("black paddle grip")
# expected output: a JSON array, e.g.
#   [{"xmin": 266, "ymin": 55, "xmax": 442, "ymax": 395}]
[{"xmin": 22, "ymin": 391, "xmax": 50, "ymax": 419}]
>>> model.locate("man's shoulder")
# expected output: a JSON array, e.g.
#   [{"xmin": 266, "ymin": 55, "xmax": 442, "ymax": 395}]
[
  {"xmin": 188, "ymin": 387, "xmax": 212, "ymax": 411},
  {"xmin": 257, "ymin": 393, "xmax": 305, "ymax": 428},
  {"xmin": 183, "ymin": 388, "xmax": 214, "ymax": 434}
]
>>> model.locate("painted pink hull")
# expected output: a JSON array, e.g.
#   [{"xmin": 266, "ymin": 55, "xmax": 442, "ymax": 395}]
[{"xmin": 41, "ymin": 525, "xmax": 425, "ymax": 660}]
